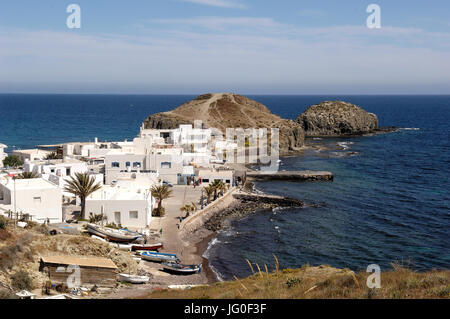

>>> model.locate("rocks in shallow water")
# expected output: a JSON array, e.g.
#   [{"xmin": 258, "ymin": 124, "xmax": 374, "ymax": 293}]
[
  {"xmin": 297, "ymin": 101, "xmax": 378, "ymax": 137},
  {"xmin": 203, "ymin": 194, "xmax": 303, "ymax": 232}
]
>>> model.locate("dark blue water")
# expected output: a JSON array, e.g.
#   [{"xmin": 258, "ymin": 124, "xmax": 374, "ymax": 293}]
[{"xmin": 0, "ymin": 94, "xmax": 449, "ymax": 278}]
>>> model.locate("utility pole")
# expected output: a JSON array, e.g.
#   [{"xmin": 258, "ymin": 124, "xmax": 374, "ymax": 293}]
[{"xmin": 13, "ymin": 175, "xmax": 17, "ymax": 228}]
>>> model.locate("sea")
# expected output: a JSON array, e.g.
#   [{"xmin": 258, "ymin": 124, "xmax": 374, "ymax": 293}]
[{"xmin": 0, "ymin": 94, "xmax": 449, "ymax": 279}]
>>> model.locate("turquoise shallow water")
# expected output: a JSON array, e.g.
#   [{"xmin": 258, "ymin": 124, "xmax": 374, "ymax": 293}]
[{"xmin": 0, "ymin": 94, "xmax": 449, "ymax": 279}]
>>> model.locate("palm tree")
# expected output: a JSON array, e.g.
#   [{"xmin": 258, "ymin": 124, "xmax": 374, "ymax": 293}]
[
  {"xmin": 44, "ymin": 152, "xmax": 62, "ymax": 160},
  {"xmin": 150, "ymin": 185, "xmax": 173, "ymax": 217},
  {"xmin": 64, "ymin": 172, "xmax": 102, "ymax": 220},
  {"xmin": 180, "ymin": 204, "xmax": 195, "ymax": 218},
  {"xmin": 2, "ymin": 155, "xmax": 23, "ymax": 168},
  {"xmin": 217, "ymin": 181, "xmax": 228, "ymax": 196},
  {"xmin": 203, "ymin": 185, "xmax": 215, "ymax": 204},
  {"xmin": 210, "ymin": 180, "xmax": 225, "ymax": 200},
  {"xmin": 17, "ymin": 172, "xmax": 39, "ymax": 179}
]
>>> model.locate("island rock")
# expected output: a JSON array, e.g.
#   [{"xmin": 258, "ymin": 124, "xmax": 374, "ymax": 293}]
[{"xmin": 297, "ymin": 101, "xmax": 378, "ymax": 137}]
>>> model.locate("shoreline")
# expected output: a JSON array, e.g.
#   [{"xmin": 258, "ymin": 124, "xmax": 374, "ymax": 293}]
[{"xmin": 180, "ymin": 188, "xmax": 305, "ymax": 285}]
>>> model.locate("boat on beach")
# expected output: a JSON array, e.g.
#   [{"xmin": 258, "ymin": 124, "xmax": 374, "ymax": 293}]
[
  {"xmin": 131, "ymin": 243, "xmax": 163, "ymax": 251},
  {"xmin": 118, "ymin": 273, "xmax": 150, "ymax": 284},
  {"xmin": 87, "ymin": 224, "xmax": 142, "ymax": 243},
  {"xmin": 161, "ymin": 262, "xmax": 202, "ymax": 275},
  {"xmin": 140, "ymin": 251, "xmax": 180, "ymax": 263}
]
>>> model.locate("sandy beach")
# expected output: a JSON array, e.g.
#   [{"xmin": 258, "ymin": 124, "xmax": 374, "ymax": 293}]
[{"xmin": 103, "ymin": 184, "xmax": 239, "ymax": 298}]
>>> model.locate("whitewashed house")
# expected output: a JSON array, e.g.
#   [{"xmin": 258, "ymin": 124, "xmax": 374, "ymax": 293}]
[
  {"xmin": 63, "ymin": 138, "xmax": 135, "ymax": 159},
  {"xmin": 0, "ymin": 177, "xmax": 62, "ymax": 223},
  {"xmin": 24, "ymin": 158, "xmax": 103, "ymax": 190},
  {"xmin": 0, "ymin": 143, "xmax": 7, "ymax": 168},
  {"xmin": 85, "ymin": 180, "xmax": 155, "ymax": 229},
  {"xmin": 12, "ymin": 149, "xmax": 52, "ymax": 163},
  {"xmin": 197, "ymin": 168, "xmax": 235, "ymax": 186}
]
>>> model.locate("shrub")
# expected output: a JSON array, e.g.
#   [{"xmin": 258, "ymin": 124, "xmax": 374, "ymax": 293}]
[
  {"xmin": 286, "ymin": 277, "xmax": 301, "ymax": 288},
  {"xmin": 0, "ymin": 289, "xmax": 17, "ymax": 299},
  {"xmin": 89, "ymin": 212, "xmax": 106, "ymax": 224},
  {"xmin": 11, "ymin": 270, "xmax": 33, "ymax": 291},
  {"xmin": 34, "ymin": 224, "xmax": 50, "ymax": 235},
  {"xmin": 0, "ymin": 216, "xmax": 7, "ymax": 229},
  {"xmin": 105, "ymin": 222, "xmax": 122, "ymax": 229}
]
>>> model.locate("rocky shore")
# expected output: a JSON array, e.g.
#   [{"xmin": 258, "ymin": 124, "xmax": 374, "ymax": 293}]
[{"xmin": 203, "ymin": 193, "xmax": 303, "ymax": 232}]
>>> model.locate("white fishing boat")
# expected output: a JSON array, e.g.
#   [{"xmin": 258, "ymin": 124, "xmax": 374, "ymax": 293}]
[
  {"xmin": 118, "ymin": 273, "xmax": 150, "ymax": 284},
  {"xmin": 87, "ymin": 224, "xmax": 142, "ymax": 243},
  {"xmin": 140, "ymin": 251, "xmax": 180, "ymax": 263},
  {"xmin": 161, "ymin": 262, "xmax": 202, "ymax": 275}
]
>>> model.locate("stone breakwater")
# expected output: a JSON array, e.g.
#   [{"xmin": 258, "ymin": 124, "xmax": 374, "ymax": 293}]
[
  {"xmin": 246, "ymin": 170, "xmax": 334, "ymax": 182},
  {"xmin": 203, "ymin": 192, "xmax": 304, "ymax": 232}
]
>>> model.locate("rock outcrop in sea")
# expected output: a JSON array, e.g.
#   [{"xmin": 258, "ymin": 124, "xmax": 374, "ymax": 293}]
[
  {"xmin": 296, "ymin": 101, "xmax": 379, "ymax": 137},
  {"xmin": 142, "ymin": 93, "xmax": 305, "ymax": 155}
]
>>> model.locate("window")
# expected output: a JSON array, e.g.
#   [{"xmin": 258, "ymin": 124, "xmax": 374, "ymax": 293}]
[
  {"xmin": 66, "ymin": 168, "xmax": 71, "ymax": 176},
  {"xmin": 33, "ymin": 197, "xmax": 41, "ymax": 203},
  {"xmin": 203, "ymin": 179, "xmax": 209, "ymax": 183},
  {"xmin": 0, "ymin": 191, "xmax": 3, "ymax": 201},
  {"xmin": 111, "ymin": 162, "xmax": 120, "ymax": 168},
  {"xmin": 226, "ymin": 180, "xmax": 230, "ymax": 184},
  {"xmin": 129, "ymin": 211, "xmax": 138, "ymax": 219},
  {"xmin": 161, "ymin": 162, "xmax": 171, "ymax": 169},
  {"xmin": 133, "ymin": 162, "xmax": 141, "ymax": 168},
  {"xmin": 125, "ymin": 162, "xmax": 131, "ymax": 167}
]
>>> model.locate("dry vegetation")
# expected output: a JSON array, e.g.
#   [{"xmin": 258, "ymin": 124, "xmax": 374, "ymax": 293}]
[
  {"xmin": 0, "ymin": 219, "xmax": 138, "ymax": 296},
  {"xmin": 144, "ymin": 258, "xmax": 449, "ymax": 299}
]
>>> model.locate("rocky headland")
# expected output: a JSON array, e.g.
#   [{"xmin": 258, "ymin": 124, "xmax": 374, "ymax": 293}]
[{"xmin": 142, "ymin": 93, "xmax": 305, "ymax": 155}]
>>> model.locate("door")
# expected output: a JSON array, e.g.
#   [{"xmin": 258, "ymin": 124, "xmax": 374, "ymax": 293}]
[{"xmin": 114, "ymin": 211, "xmax": 121, "ymax": 224}]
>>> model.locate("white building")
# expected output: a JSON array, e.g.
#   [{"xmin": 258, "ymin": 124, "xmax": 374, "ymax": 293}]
[
  {"xmin": 12, "ymin": 149, "xmax": 52, "ymax": 163},
  {"xmin": 63, "ymin": 138, "xmax": 135, "ymax": 159},
  {"xmin": 0, "ymin": 143, "xmax": 7, "ymax": 168},
  {"xmin": 105, "ymin": 152, "xmax": 183, "ymax": 185},
  {"xmin": 24, "ymin": 158, "xmax": 103, "ymax": 190},
  {"xmin": 85, "ymin": 181, "xmax": 155, "ymax": 229},
  {"xmin": 197, "ymin": 168, "xmax": 235, "ymax": 186},
  {"xmin": 0, "ymin": 177, "xmax": 62, "ymax": 223}
]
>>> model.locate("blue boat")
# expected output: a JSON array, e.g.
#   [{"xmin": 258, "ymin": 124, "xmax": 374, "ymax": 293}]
[{"xmin": 140, "ymin": 251, "xmax": 180, "ymax": 263}]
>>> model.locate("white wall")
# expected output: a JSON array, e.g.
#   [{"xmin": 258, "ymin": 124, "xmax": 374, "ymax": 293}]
[
  {"xmin": 0, "ymin": 145, "xmax": 6, "ymax": 168},
  {"xmin": 0, "ymin": 180, "xmax": 62, "ymax": 223},
  {"xmin": 105, "ymin": 153, "xmax": 183, "ymax": 185},
  {"xmin": 85, "ymin": 198, "xmax": 153, "ymax": 229}
]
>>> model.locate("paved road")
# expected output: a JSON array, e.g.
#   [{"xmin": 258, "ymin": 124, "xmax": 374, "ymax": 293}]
[{"xmin": 149, "ymin": 185, "xmax": 203, "ymax": 261}]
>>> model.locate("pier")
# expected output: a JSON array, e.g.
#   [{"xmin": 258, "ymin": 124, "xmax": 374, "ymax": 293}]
[{"xmin": 246, "ymin": 170, "xmax": 334, "ymax": 181}]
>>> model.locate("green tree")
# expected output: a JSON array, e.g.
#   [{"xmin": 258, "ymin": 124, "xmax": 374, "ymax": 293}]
[
  {"xmin": 64, "ymin": 173, "xmax": 102, "ymax": 220},
  {"xmin": 2, "ymin": 155, "xmax": 23, "ymax": 168},
  {"xmin": 44, "ymin": 152, "xmax": 62, "ymax": 160},
  {"xmin": 150, "ymin": 185, "xmax": 173, "ymax": 217},
  {"xmin": 180, "ymin": 204, "xmax": 195, "ymax": 218},
  {"xmin": 210, "ymin": 180, "xmax": 226, "ymax": 200},
  {"xmin": 203, "ymin": 185, "xmax": 215, "ymax": 204},
  {"xmin": 17, "ymin": 172, "xmax": 39, "ymax": 179}
]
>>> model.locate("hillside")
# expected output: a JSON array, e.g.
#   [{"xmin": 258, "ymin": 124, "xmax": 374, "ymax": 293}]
[
  {"xmin": 143, "ymin": 93, "xmax": 305, "ymax": 155},
  {"xmin": 142, "ymin": 263, "xmax": 450, "ymax": 299}
]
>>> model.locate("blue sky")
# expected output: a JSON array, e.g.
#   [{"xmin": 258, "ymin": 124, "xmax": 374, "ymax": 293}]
[{"xmin": 1, "ymin": 0, "xmax": 449, "ymax": 94}]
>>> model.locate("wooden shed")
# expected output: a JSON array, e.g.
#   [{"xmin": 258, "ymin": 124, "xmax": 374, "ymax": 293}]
[{"xmin": 40, "ymin": 256, "xmax": 118, "ymax": 287}]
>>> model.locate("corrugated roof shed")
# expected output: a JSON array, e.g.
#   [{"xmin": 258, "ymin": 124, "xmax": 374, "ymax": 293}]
[{"xmin": 40, "ymin": 256, "xmax": 117, "ymax": 269}]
